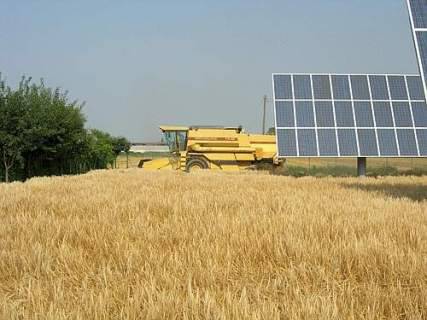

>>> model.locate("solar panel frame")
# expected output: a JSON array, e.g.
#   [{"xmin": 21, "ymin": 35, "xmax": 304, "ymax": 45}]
[
  {"xmin": 271, "ymin": 2, "xmax": 427, "ymax": 159},
  {"xmin": 273, "ymin": 73, "xmax": 427, "ymax": 158},
  {"xmin": 407, "ymin": 0, "xmax": 427, "ymax": 105}
]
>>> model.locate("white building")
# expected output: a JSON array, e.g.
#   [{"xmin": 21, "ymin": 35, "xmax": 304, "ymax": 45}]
[{"xmin": 130, "ymin": 143, "xmax": 169, "ymax": 154}]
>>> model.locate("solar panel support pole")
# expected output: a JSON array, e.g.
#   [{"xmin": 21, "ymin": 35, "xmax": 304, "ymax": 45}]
[
  {"xmin": 357, "ymin": 157, "xmax": 367, "ymax": 177},
  {"xmin": 262, "ymin": 95, "xmax": 267, "ymax": 134}
]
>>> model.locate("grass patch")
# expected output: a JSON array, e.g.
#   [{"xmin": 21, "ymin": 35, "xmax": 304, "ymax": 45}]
[{"xmin": 279, "ymin": 164, "xmax": 427, "ymax": 177}]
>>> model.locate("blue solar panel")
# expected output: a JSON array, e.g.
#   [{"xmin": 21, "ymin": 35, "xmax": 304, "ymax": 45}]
[
  {"xmin": 409, "ymin": 0, "xmax": 427, "ymax": 28},
  {"xmin": 312, "ymin": 75, "xmax": 332, "ymax": 99},
  {"xmin": 273, "ymin": 73, "xmax": 427, "ymax": 158},
  {"xmin": 388, "ymin": 76, "xmax": 409, "ymax": 100},
  {"xmin": 357, "ymin": 129, "xmax": 378, "ymax": 156},
  {"xmin": 417, "ymin": 129, "xmax": 427, "ymax": 155},
  {"xmin": 277, "ymin": 129, "xmax": 297, "ymax": 156},
  {"xmin": 315, "ymin": 101, "xmax": 334, "ymax": 127},
  {"xmin": 275, "ymin": 101, "xmax": 295, "ymax": 127},
  {"xmin": 397, "ymin": 130, "xmax": 418, "ymax": 156},
  {"xmin": 335, "ymin": 101, "xmax": 354, "ymax": 127},
  {"xmin": 338, "ymin": 129, "xmax": 358, "ymax": 156},
  {"xmin": 377, "ymin": 129, "xmax": 399, "ymax": 156},
  {"xmin": 273, "ymin": 75, "xmax": 292, "ymax": 100},
  {"xmin": 392, "ymin": 102, "xmax": 414, "ymax": 127},
  {"xmin": 412, "ymin": 102, "xmax": 427, "ymax": 126},
  {"xmin": 369, "ymin": 75, "xmax": 389, "ymax": 100},
  {"xmin": 317, "ymin": 129, "xmax": 338, "ymax": 156},
  {"xmin": 350, "ymin": 75, "xmax": 370, "ymax": 100},
  {"xmin": 416, "ymin": 32, "xmax": 427, "ymax": 90},
  {"xmin": 331, "ymin": 75, "xmax": 351, "ymax": 100},
  {"xmin": 373, "ymin": 102, "xmax": 394, "ymax": 127},
  {"xmin": 297, "ymin": 129, "xmax": 317, "ymax": 156},
  {"xmin": 293, "ymin": 75, "xmax": 312, "ymax": 99},
  {"xmin": 354, "ymin": 102, "xmax": 374, "ymax": 127},
  {"xmin": 406, "ymin": 76, "xmax": 425, "ymax": 100},
  {"xmin": 295, "ymin": 101, "xmax": 315, "ymax": 127}
]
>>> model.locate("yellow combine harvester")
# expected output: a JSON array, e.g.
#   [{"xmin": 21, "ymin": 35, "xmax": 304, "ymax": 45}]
[{"xmin": 139, "ymin": 125, "xmax": 283, "ymax": 172}]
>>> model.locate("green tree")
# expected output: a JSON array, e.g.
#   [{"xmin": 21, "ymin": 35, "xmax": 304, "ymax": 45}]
[
  {"xmin": 0, "ymin": 74, "xmax": 131, "ymax": 182},
  {"xmin": 86, "ymin": 129, "xmax": 116, "ymax": 169},
  {"xmin": 0, "ymin": 77, "xmax": 30, "ymax": 182},
  {"xmin": 267, "ymin": 127, "xmax": 275, "ymax": 135},
  {"xmin": 112, "ymin": 136, "xmax": 131, "ymax": 168},
  {"xmin": 19, "ymin": 79, "xmax": 87, "ymax": 178}
]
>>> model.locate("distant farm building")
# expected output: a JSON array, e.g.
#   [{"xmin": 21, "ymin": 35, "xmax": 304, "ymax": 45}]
[{"xmin": 130, "ymin": 143, "xmax": 169, "ymax": 154}]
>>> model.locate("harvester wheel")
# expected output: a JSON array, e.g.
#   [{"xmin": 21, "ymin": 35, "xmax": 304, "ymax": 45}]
[{"xmin": 186, "ymin": 158, "xmax": 208, "ymax": 172}]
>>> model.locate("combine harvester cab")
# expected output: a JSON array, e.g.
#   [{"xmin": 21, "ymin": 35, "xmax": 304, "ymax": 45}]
[{"xmin": 139, "ymin": 125, "xmax": 283, "ymax": 172}]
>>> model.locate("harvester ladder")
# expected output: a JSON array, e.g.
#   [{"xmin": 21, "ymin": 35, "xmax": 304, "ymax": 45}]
[{"xmin": 180, "ymin": 154, "xmax": 187, "ymax": 170}]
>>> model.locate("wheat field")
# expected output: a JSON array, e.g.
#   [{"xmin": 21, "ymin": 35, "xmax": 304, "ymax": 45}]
[{"xmin": 0, "ymin": 170, "xmax": 426, "ymax": 319}]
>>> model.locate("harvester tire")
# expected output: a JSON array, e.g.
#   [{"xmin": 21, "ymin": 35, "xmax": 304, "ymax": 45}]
[{"xmin": 186, "ymin": 158, "xmax": 208, "ymax": 172}]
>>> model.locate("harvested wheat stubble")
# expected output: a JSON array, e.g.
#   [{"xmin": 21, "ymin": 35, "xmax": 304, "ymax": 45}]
[{"xmin": 0, "ymin": 169, "xmax": 426, "ymax": 319}]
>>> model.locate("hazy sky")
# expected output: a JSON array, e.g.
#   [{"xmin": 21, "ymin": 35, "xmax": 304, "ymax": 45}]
[{"xmin": 0, "ymin": 0, "xmax": 419, "ymax": 141}]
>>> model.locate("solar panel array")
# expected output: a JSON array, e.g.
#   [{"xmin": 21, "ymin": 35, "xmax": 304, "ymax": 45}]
[
  {"xmin": 408, "ymin": 0, "xmax": 427, "ymax": 105},
  {"xmin": 273, "ymin": 74, "xmax": 427, "ymax": 157}
]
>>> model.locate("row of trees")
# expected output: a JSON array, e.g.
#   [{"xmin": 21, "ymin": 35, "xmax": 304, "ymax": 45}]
[{"xmin": 0, "ymin": 75, "xmax": 130, "ymax": 182}]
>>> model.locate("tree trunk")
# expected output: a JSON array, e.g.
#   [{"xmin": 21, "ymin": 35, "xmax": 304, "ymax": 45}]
[
  {"xmin": 126, "ymin": 152, "xmax": 129, "ymax": 169},
  {"xmin": 4, "ymin": 166, "xmax": 9, "ymax": 183},
  {"xmin": 2, "ymin": 150, "xmax": 9, "ymax": 183},
  {"xmin": 26, "ymin": 156, "xmax": 30, "ymax": 179},
  {"xmin": 23, "ymin": 154, "xmax": 28, "ymax": 180}
]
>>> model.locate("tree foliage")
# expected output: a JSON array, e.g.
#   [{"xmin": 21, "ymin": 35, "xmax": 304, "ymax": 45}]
[
  {"xmin": 0, "ymin": 75, "xmax": 130, "ymax": 182},
  {"xmin": 267, "ymin": 127, "xmax": 275, "ymax": 135}
]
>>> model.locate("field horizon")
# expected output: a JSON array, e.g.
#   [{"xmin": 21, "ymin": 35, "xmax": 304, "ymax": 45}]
[{"xmin": 1, "ymin": 169, "xmax": 426, "ymax": 319}]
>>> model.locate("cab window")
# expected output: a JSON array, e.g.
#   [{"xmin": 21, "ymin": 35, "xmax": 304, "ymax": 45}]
[
  {"xmin": 163, "ymin": 131, "xmax": 188, "ymax": 152},
  {"xmin": 176, "ymin": 131, "xmax": 188, "ymax": 151},
  {"xmin": 163, "ymin": 131, "xmax": 178, "ymax": 152}
]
